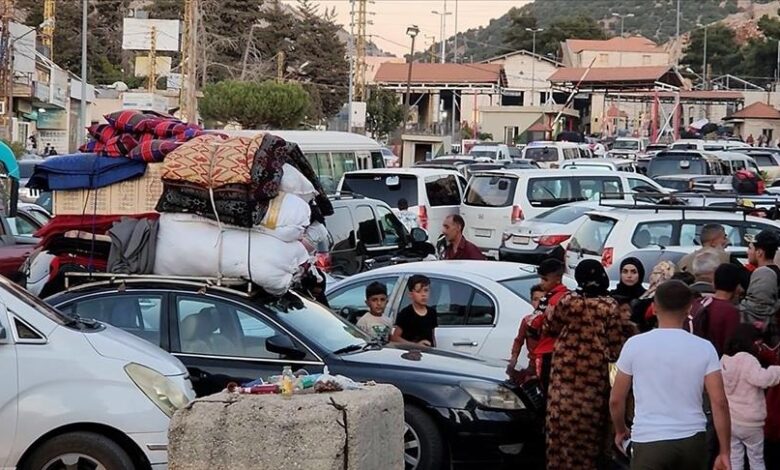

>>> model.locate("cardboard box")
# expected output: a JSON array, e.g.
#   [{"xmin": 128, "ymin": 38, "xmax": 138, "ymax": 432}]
[{"xmin": 53, "ymin": 163, "xmax": 164, "ymax": 215}]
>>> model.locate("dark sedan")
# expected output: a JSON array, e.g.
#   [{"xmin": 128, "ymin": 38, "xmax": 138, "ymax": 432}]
[{"xmin": 48, "ymin": 278, "xmax": 544, "ymax": 470}]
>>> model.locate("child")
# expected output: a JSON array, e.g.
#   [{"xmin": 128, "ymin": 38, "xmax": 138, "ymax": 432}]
[
  {"xmin": 356, "ymin": 282, "xmax": 393, "ymax": 343},
  {"xmin": 507, "ymin": 284, "xmax": 545, "ymax": 381},
  {"xmin": 396, "ymin": 198, "xmax": 419, "ymax": 232},
  {"xmin": 391, "ymin": 275, "xmax": 437, "ymax": 347},
  {"xmin": 530, "ymin": 284, "xmax": 545, "ymax": 309},
  {"xmin": 721, "ymin": 324, "xmax": 780, "ymax": 470}
]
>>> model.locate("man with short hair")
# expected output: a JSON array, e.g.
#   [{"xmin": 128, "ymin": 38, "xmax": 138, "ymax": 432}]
[
  {"xmin": 690, "ymin": 263, "xmax": 743, "ymax": 357},
  {"xmin": 690, "ymin": 249, "xmax": 723, "ymax": 295},
  {"xmin": 440, "ymin": 214, "xmax": 485, "ymax": 260},
  {"xmin": 679, "ymin": 224, "xmax": 731, "ymax": 273},
  {"xmin": 741, "ymin": 230, "xmax": 780, "ymax": 336},
  {"xmin": 610, "ymin": 280, "xmax": 731, "ymax": 470}
]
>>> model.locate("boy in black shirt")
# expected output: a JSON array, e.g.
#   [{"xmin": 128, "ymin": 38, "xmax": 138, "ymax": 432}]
[{"xmin": 391, "ymin": 275, "xmax": 437, "ymax": 347}]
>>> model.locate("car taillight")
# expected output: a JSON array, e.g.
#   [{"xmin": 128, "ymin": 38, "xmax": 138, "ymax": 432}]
[
  {"xmin": 315, "ymin": 252, "xmax": 332, "ymax": 272},
  {"xmin": 601, "ymin": 247, "xmax": 614, "ymax": 268},
  {"xmin": 538, "ymin": 234, "xmax": 570, "ymax": 247},
  {"xmin": 418, "ymin": 206, "xmax": 429, "ymax": 230},
  {"xmin": 511, "ymin": 205, "xmax": 523, "ymax": 224}
]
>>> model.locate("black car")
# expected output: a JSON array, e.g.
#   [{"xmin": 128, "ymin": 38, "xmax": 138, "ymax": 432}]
[
  {"xmin": 48, "ymin": 278, "xmax": 543, "ymax": 469},
  {"xmin": 325, "ymin": 194, "xmax": 435, "ymax": 276}
]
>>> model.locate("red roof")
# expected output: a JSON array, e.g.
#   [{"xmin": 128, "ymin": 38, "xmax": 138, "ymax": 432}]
[
  {"xmin": 547, "ymin": 66, "xmax": 682, "ymax": 89},
  {"xmin": 373, "ymin": 63, "xmax": 504, "ymax": 84},
  {"xmin": 566, "ymin": 37, "xmax": 664, "ymax": 54},
  {"xmin": 527, "ymin": 121, "xmax": 552, "ymax": 132},
  {"xmin": 727, "ymin": 102, "xmax": 780, "ymax": 120}
]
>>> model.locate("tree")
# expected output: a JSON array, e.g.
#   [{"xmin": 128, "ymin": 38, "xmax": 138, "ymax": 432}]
[
  {"xmin": 740, "ymin": 15, "xmax": 780, "ymax": 87},
  {"xmin": 199, "ymin": 80, "xmax": 311, "ymax": 129},
  {"xmin": 681, "ymin": 24, "xmax": 742, "ymax": 79},
  {"xmin": 366, "ymin": 88, "xmax": 404, "ymax": 141},
  {"xmin": 504, "ymin": 12, "xmax": 605, "ymax": 59},
  {"xmin": 503, "ymin": 8, "xmax": 541, "ymax": 53}
]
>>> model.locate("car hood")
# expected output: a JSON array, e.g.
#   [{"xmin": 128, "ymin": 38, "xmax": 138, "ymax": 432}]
[
  {"xmin": 85, "ymin": 324, "xmax": 188, "ymax": 376},
  {"xmin": 339, "ymin": 343, "xmax": 508, "ymax": 383}
]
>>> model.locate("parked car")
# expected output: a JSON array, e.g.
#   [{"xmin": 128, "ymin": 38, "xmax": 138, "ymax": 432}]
[
  {"xmin": 460, "ymin": 169, "xmax": 667, "ymax": 258},
  {"xmin": 520, "ymin": 141, "xmax": 581, "ymax": 169},
  {"xmin": 48, "ymin": 277, "xmax": 545, "ymax": 469},
  {"xmin": 669, "ymin": 139, "xmax": 751, "ymax": 152},
  {"xmin": 654, "ymin": 175, "xmax": 730, "ymax": 192},
  {"xmin": 17, "ymin": 159, "xmax": 42, "ymax": 204},
  {"xmin": 564, "ymin": 206, "xmax": 780, "ymax": 272},
  {"xmin": 645, "ymin": 143, "xmax": 669, "ymax": 157},
  {"xmin": 647, "ymin": 151, "xmax": 725, "ymax": 179},
  {"xmin": 11, "ymin": 203, "xmax": 51, "ymax": 240},
  {"xmin": 322, "ymin": 193, "xmax": 435, "ymax": 276},
  {"xmin": 469, "ymin": 143, "xmax": 512, "ymax": 161},
  {"xmin": 606, "ymin": 137, "xmax": 647, "ymax": 159},
  {"xmin": 338, "ymin": 168, "xmax": 467, "ymax": 242},
  {"xmin": 499, "ymin": 202, "xmax": 605, "ymax": 265},
  {"xmin": 1, "ymin": 275, "xmax": 195, "ymax": 469},
  {"xmin": 731, "ymin": 148, "xmax": 780, "ymax": 184},
  {"xmin": 711, "ymin": 151, "xmax": 762, "ymax": 175},
  {"xmin": 560, "ymin": 158, "xmax": 638, "ymax": 172}
]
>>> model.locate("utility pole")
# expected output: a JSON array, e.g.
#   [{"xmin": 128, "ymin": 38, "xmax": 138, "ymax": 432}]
[
  {"xmin": 402, "ymin": 25, "xmax": 420, "ymax": 163},
  {"xmin": 43, "ymin": 0, "xmax": 55, "ymax": 59},
  {"xmin": 347, "ymin": 0, "xmax": 355, "ymax": 132},
  {"xmin": 147, "ymin": 26, "xmax": 157, "ymax": 92},
  {"xmin": 453, "ymin": 0, "xmax": 458, "ymax": 62},
  {"xmin": 354, "ymin": 0, "xmax": 368, "ymax": 102},
  {"xmin": 431, "ymin": 2, "xmax": 451, "ymax": 64},
  {"xmin": 1, "ymin": 0, "xmax": 12, "ymax": 141},
  {"xmin": 702, "ymin": 25, "xmax": 708, "ymax": 90},
  {"xmin": 526, "ymin": 28, "xmax": 543, "ymax": 106},
  {"xmin": 180, "ymin": 0, "xmax": 199, "ymax": 123},
  {"xmin": 79, "ymin": 0, "xmax": 87, "ymax": 144}
]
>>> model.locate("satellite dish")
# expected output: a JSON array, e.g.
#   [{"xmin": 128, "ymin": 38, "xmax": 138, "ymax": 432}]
[{"xmin": 111, "ymin": 81, "xmax": 129, "ymax": 92}]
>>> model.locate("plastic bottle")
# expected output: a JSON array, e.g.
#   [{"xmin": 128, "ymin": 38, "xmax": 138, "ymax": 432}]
[{"xmin": 281, "ymin": 366, "xmax": 295, "ymax": 399}]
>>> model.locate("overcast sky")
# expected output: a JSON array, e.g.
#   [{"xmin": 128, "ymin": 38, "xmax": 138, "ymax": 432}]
[{"xmin": 281, "ymin": 0, "xmax": 530, "ymax": 56}]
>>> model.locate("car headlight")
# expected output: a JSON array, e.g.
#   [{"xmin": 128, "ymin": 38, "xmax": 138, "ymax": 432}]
[
  {"xmin": 460, "ymin": 381, "xmax": 525, "ymax": 410},
  {"xmin": 125, "ymin": 363, "xmax": 190, "ymax": 417}
]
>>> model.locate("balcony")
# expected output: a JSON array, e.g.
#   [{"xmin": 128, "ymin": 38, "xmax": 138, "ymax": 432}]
[{"xmin": 11, "ymin": 72, "xmax": 33, "ymax": 98}]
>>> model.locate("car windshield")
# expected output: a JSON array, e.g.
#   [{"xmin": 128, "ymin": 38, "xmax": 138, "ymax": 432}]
[
  {"xmin": 341, "ymin": 174, "xmax": 418, "ymax": 207},
  {"xmin": 655, "ymin": 178, "xmax": 691, "ymax": 192},
  {"xmin": 524, "ymin": 147, "xmax": 558, "ymax": 162},
  {"xmin": 264, "ymin": 293, "xmax": 367, "ymax": 353},
  {"xmin": 567, "ymin": 216, "xmax": 617, "ymax": 256},
  {"xmin": 648, "ymin": 157, "xmax": 706, "ymax": 177},
  {"xmin": 533, "ymin": 205, "xmax": 593, "ymax": 224},
  {"xmin": 613, "ymin": 140, "xmax": 640, "ymax": 150},
  {"xmin": 470, "ymin": 150, "xmax": 496, "ymax": 159},
  {"xmin": 465, "ymin": 175, "xmax": 517, "ymax": 207}
]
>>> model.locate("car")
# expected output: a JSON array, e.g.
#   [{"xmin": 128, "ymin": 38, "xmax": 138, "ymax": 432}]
[
  {"xmin": 647, "ymin": 150, "xmax": 726, "ymax": 179},
  {"xmin": 381, "ymin": 147, "xmax": 400, "ymax": 167},
  {"xmin": 1, "ymin": 274, "xmax": 195, "ymax": 470},
  {"xmin": 460, "ymin": 169, "xmax": 667, "ymax": 258},
  {"xmin": 606, "ymin": 137, "xmax": 647, "ymax": 159},
  {"xmin": 669, "ymin": 139, "xmax": 751, "ymax": 152},
  {"xmin": 732, "ymin": 148, "xmax": 780, "ymax": 184},
  {"xmin": 499, "ymin": 202, "xmax": 606, "ymax": 265},
  {"xmin": 322, "ymin": 193, "xmax": 434, "ymax": 276},
  {"xmin": 560, "ymin": 158, "xmax": 638, "ymax": 172},
  {"xmin": 653, "ymin": 175, "xmax": 730, "ymax": 192},
  {"xmin": 11, "ymin": 203, "xmax": 51, "ymax": 240},
  {"xmin": 47, "ymin": 276, "xmax": 546, "ymax": 469},
  {"xmin": 520, "ymin": 141, "xmax": 581, "ymax": 169},
  {"xmin": 468, "ymin": 143, "xmax": 512, "ymax": 161},
  {"xmin": 327, "ymin": 260, "xmax": 577, "ymax": 363},
  {"xmin": 645, "ymin": 143, "xmax": 669, "ymax": 157},
  {"xmin": 338, "ymin": 168, "xmax": 467, "ymax": 242},
  {"xmin": 506, "ymin": 159, "xmax": 542, "ymax": 170},
  {"xmin": 577, "ymin": 144, "xmax": 595, "ymax": 159},
  {"xmin": 711, "ymin": 151, "xmax": 762, "ymax": 176},
  {"xmin": 17, "ymin": 158, "xmax": 43, "ymax": 204},
  {"xmin": 564, "ymin": 205, "xmax": 780, "ymax": 273}
]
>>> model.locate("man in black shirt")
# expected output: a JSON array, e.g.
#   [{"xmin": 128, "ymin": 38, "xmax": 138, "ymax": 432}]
[{"xmin": 391, "ymin": 275, "xmax": 437, "ymax": 347}]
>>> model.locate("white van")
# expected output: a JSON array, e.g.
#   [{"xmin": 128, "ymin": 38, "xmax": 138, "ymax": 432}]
[
  {"xmin": 338, "ymin": 168, "xmax": 467, "ymax": 241},
  {"xmin": 220, "ymin": 130, "xmax": 385, "ymax": 194},
  {"xmin": 469, "ymin": 143, "xmax": 512, "ymax": 161},
  {"xmin": 0, "ymin": 276, "xmax": 194, "ymax": 469},
  {"xmin": 521, "ymin": 141, "xmax": 581, "ymax": 169},
  {"xmin": 460, "ymin": 169, "xmax": 667, "ymax": 258}
]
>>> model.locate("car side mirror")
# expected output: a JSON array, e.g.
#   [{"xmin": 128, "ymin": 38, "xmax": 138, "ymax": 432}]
[
  {"xmin": 266, "ymin": 334, "xmax": 306, "ymax": 360},
  {"xmin": 410, "ymin": 227, "xmax": 428, "ymax": 243}
]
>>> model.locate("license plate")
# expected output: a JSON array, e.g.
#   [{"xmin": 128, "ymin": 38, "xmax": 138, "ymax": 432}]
[
  {"xmin": 512, "ymin": 235, "xmax": 531, "ymax": 245},
  {"xmin": 474, "ymin": 228, "xmax": 492, "ymax": 238}
]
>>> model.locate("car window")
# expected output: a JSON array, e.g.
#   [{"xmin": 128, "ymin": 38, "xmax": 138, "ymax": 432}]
[
  {"xmin": 633, "ymin": 222, "xmax": 675, "ymax": 248},
  {"xmin": 324, "ymin": 206, "xmax": 354, "ymax": 251},
  {"xmin": 532, "ymin": 205, "xmax": 592, "ymax": 224},
  {"xmin": 753, "ymin": 154, "xmax": 777, "ymax": 167},
  {"xmin": 528, "ymin": 178, "xmax": 577, "ymax": 207},
  {"xmin": 341, "ymin": 174, "xmax": 419, "ymax": 207},
  {"xmin": 354, "ymin": 205, "xmax": 381, "ymax": 246},
  {"xmin": 61, "ymin": 294, "xmax": 163, "ymax": 346},
  {"xmin": 307, "ymin": 152, "xmax": 335, "ymax": 194},
  {"xmin": 563, "ymin": 148, "xmax": 579, "ymax": 160},
  {"xmin": 332, "ymin": 152, "xmax": 358, "ymax": 188},
  {"xmin": 680, "ymin": 222, "xmax": 740, "ymax": 247},
  {"xmin": 577, "ymin": 177, "xmax": 621, "ymax": 200},
  {"xmin": 376, "ymin": 205, "xmax": 404, "ymax": 247},
  {"xmin": 398, "ymin": 278, "xmax": 473, "ymax": 326},
  {"xmin": 328, "ymin": 277, "xmax": 399, "ymax": 323},
  {"xmin": 465, "ymin": 175, "xmax": 517, "ymax": 207},
  {"xmin": 468, "ymin": 290, "xmax": 495, "ymax": 325},
  {"xmin": 568, "ymin": 216, "xmax": 617, "ymax": 256},
  {"xmin": 524, "ymin": 147, "xmax": 559, "ymax": 162},
  {"xmin": 176, "ymin": 295, "xmax": 286, "ymax": 359},
  {"xmin": 628, "ymin": 177, "xmax": 658, "ymax": 192},
  {"xmin": 14, "ymin": 214, "xmax": 38, "ymax": 237},
  {"xmin": 648, "ymin": 156, "xmax": 707, "ymax": 177},
  {"xmin": 425, "ymin": 175, "xmax": 461, "ymax": 207}
]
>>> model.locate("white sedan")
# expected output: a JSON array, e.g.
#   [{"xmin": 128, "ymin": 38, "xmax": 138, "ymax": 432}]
[{"xmin": 325, "ymin": 260, "xmax": 576, "ymax": 364}]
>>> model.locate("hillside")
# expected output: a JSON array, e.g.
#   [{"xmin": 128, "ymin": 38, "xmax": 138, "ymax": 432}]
[{"xmin": 452, "ymin": 0, "xmax": 777, "ymax": 62}]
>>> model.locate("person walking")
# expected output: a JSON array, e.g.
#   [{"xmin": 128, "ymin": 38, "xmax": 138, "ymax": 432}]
[
  {"xmin": 740, "ymin": 230, "xmax": 780, "ymax": 340},
  {"xmin": 440, "ymin": 214, "xmax": 485, "ymax": 260},
  {"xmin": 610, "ymin": 257, "xmax": 646, "ymax": 303},
  {"xmin": 678, "ymin": 224, "xmax": 731, "ymax": 273},
  {"xmin": 610, "ymin": 280, "xmax": 732, "ymax": 470},
  {"xmin": 688, "ymin": 263, "xmax": 743, "ymax": 357},
  {"xmin": 543, "ymin": 259, "xmax": 637, "ymax": 470},
  {"xmin": 722, "ymin": 324, "xmax": 780, "ymax": 470}
]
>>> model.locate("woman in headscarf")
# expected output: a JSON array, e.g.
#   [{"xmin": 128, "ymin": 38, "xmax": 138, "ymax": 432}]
[
  {"xmin": 632, "ymin": 260, "xmax": 676, "ymax": 331},
  {"xmin": 610, "ymin": 257, "xmax": 646, "ymax": 303},
  {"xmin": 543, "ymin": 259, "xmax": 637, "ymax": 470}
]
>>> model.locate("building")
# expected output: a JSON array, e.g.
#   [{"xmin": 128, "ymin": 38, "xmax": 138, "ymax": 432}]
[
  {"xmin": 724, "ymin": 101, "xmax": 780, "ymax": 142},
  {"xmin": 561, "ymin": 36, "xmax": 671, "ymax": 68},
  {"xmin": 481, "ymin": 50, "xmax": 562, "ymax": 107}
]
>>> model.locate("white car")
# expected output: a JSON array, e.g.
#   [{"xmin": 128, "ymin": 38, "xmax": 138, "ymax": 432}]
[
  {"xmin": 561, "ymin": 158, "xmax": 639, "ymax": 172},
  {"xmin": 669, "ymin": 139, "xmax": 751, "ymax": 152},
  {"xmin": 521, "ymin": 141, "xmax": 581, "ymax": 169},
  {"xmin": 469, "ymin": 143, "xmax": 512, "ymax": 161},
  {"xmin": 460, "ymin": 169, "xmax": 667, "ymax": 258},
  {"xmin": 0, "ymin": 275, "xmax": 195, "ymax": 469},
  {"xmin": 325, "ymin": 260, "xmax": 576, "ymax": 364},
  {"xmin": 607, "ymin": 137, "xmax": 647, "ymax": 159},
  {"xmin": 564, "ymin": 206, "xmax": 780, "ymax": 273},
  {"xmin": 338, "ymin": 168, "xmax": 468, "ymax": 242}
]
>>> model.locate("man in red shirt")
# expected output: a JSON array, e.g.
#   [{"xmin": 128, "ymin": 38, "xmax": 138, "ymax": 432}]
[
  {"xmin": 690, "ymin": 263, "xmax": 743, "ymax": 357},
  {"xmin": 440, "ymin": 214, "xmax": 485, "ymax": 260}
]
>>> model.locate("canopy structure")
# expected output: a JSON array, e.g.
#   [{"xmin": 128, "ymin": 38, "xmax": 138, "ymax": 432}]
[
  {"xmin": 548, "ymin": 65, "xmax": 684, "ymax": 92},
  {"xmin": 0, "ymin": 142, "xmax": 19, "ymax": 180}
]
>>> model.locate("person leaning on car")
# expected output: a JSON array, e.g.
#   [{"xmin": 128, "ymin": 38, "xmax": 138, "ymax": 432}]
[
  {"xmin": 440, "ymin": 214, "xmax": 485, "ymax": 261},
  {"xmin": 678, "ymin": 224, "xmax": 731, "ymax": 273}
]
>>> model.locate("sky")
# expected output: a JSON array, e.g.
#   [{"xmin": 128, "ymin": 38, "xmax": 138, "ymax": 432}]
[{"xmin": 281, "ymin": 0, "xmax": 530, "ymax": 57}]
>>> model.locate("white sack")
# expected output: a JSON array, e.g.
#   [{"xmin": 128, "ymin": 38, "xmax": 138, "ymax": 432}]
[
  {"xmin": 280, "ymin": 164, "xmax": 317, "ymax": 202},
  {"xmin": 301, "ymin": 221, "xmax": 330, "ymax": 255},
  {"xmin": 257, "ymin": 192, "xmax": 311, "ymax": 242},
  {"xmin": 154, "ymin": 213, "xmax": 309, "ymax": 295}
]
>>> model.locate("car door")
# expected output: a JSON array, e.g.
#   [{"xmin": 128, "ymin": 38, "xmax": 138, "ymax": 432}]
[
  {"xmin": 0, "ymin": 301, "xmax": 16, "ymax": 468},
  {"xmin": 327, "ymin": 276, "xmax": 401, "ymax": 324},
  {"xmin": 396, "ymin": 276, "xmax": 494, "ymax": 355},
  {"xmin": 353, "ymin": 204, "xmax": 398, "ymax": 263},
  {"xmin": 170, "ymin": 293, "xmax": 321, "ymax": 397}
]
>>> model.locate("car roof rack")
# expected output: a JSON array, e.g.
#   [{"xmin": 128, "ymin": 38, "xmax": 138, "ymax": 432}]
[
  {"xmin": 63, "ymin": 272, "xmax": 257, "ymax": 297},
  {"xmin": 329, "ymin": 191, "xmax": 366, "ymax": 201},
  {"xmin": 597, "ymin": 193, "xmax": 760, "ymax": 220}
]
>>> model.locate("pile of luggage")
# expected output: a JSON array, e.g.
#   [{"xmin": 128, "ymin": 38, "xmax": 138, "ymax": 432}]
[{"xmin": 26, "ymin": 110, "xmax": 333, "ymax": 296}]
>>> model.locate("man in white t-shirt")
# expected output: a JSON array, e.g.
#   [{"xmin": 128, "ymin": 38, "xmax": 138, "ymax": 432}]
[{"xmin": 609, "ymin": 280, "xmax": 732, "ymax": 470}]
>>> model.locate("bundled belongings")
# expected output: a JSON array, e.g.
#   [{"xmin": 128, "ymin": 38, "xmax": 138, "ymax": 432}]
[
  {"xmin": 27, "ymin": 154, "xmax": 147, "ymax": 191},
  {"xmin": 107, "ymin": 217, "xmax": 159, "ymax": 274},
  {"xmin": 732, "ymin": 169, "xmax": 765, "ymax": 195}
]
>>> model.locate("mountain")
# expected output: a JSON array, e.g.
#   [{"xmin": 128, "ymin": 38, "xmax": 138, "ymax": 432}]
[{"xmin": 450, "ymin": 0, "xmax": 778, "ymax": 62}]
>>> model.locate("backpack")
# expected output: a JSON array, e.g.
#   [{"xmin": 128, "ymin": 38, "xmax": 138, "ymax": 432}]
[
  {"xmin": 732, "ymin": 169, "xmax": 765, "ymax": 195},
  {"xmin": 685, "ymin": 296, "xmax": 712, "ymax": 338}
]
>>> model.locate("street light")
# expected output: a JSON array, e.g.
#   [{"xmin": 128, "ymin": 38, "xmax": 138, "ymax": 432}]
[
  {"xmin": 525, "ymin": 27, "xmax": 543, "ymax": 106},
  {"xmin": 402, "ymin": 25, "xmax": 420, "ymax": 161},
  {"xmin": 431, "ymin": 7, "xmax": 452, "ymax": 64},
  {"xmin": 611, "ymin": 12, "xmax": 635, "ymax": 37},
  {"xmin": 697, "ymin": 23, "xmax": 709, "ymax": 90}
]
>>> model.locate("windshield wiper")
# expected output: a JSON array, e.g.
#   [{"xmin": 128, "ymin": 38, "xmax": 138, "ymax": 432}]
[
  {"xmin": 362, "ymin": 339, "xmax": 384, "ymax": 351},
  {"xmin": 333, "ymin": 343, "xmax": 365, "ymax": 355}
]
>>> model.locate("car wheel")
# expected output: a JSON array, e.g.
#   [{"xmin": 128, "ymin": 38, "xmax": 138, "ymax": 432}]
[
  {"xmin": 404, "ymin": 405, "xmax": 445, "ymax": 470},
  {"xmin": 23, "ymin": 431, "xmax": 135, "ymax": 470}
]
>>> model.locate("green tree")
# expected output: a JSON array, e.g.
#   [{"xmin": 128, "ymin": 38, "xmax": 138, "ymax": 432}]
[
  {"xmin": 366, "ymin": 88, "xmax": 404, "ymax": 141},
  {"xmin": 740, "ymin": 15, "xmax": 780, "ymax": 86},
  {"xmin": 503, "ymin": 8, "xmax": 541, "ymax": 54},
  {"xmin": 504, "ymin": 12, "xmax": 605, "ymax": 59},
  {"xmin": 199, "ymin": 80, "xmax": 311, "ymax": 129},
  {"xmin": 681, "ymin": 24, "xmax": 742, "ymax": 79}
]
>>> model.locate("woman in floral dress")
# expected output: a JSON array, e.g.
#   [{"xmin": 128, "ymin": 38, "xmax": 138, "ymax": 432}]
[{"xmin": 543, "ymin": 259, "xmax": 637, "ymax": 470}]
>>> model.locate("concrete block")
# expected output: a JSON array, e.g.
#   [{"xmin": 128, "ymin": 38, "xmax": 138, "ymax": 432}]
[{"xmin": 169, "ymin": 384, "xmax": 404, "ymax": 470}]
